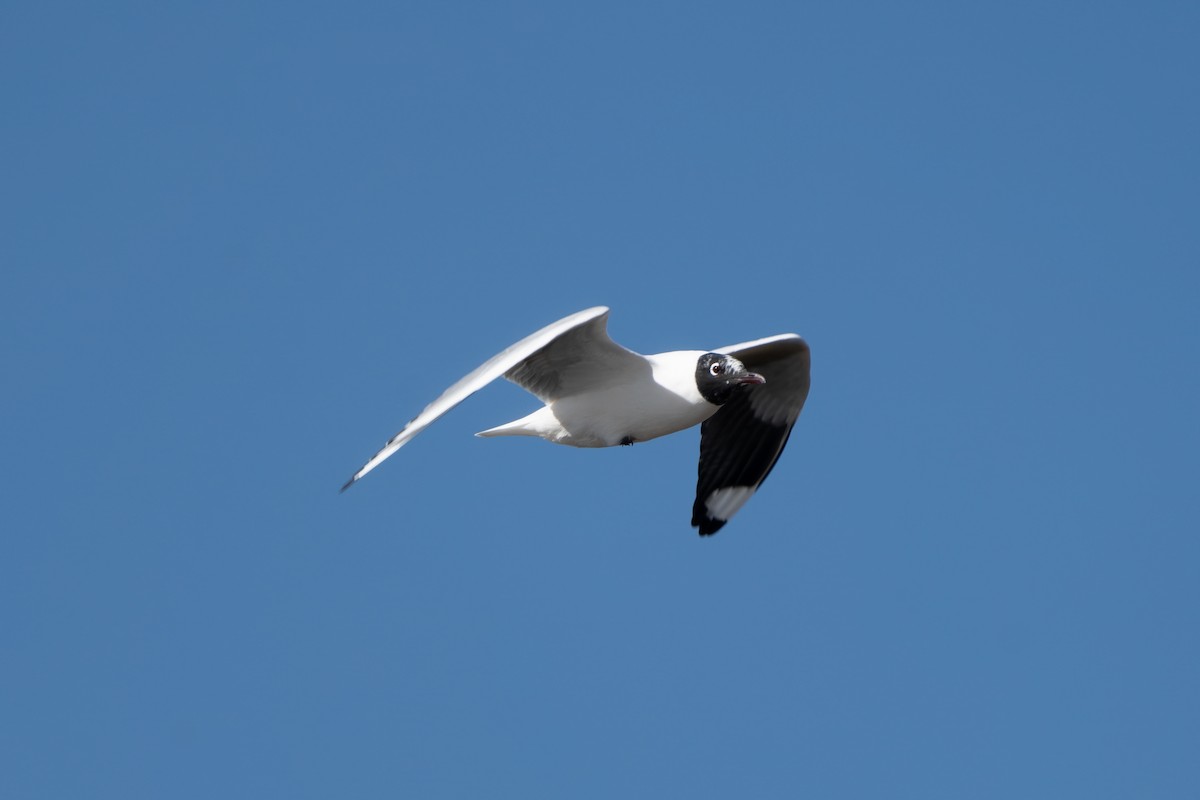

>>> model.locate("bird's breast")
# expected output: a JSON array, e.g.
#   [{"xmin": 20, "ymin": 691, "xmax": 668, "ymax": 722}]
[{"xmin": 548, "ymin": 359, "xmax": 717, "ymax": 447}]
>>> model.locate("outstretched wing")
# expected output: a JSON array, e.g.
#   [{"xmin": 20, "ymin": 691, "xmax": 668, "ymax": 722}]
[
  {"xmin": 341, "ymin": 306, "xmax": 640, "ymax": 491},
  {"xmin": 691, "ymin": 334, "xmax": 811, "ymax": 535}
]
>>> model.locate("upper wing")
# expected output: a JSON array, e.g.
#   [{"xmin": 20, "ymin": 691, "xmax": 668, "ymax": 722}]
[
  {"xmin": 503, "ymin": 308, "xmax": 644, "ymax": 402},
  {"xmin": 691, "ymin": 334, "xmax": 811, "ymax": 535},
  {"xmin": 341, "ymin": 306, "xmax": 641, "ymax": 491}
]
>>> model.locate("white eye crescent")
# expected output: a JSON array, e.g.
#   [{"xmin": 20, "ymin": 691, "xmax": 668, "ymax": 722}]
[{"xmin": 710, "ymin": 362, "xmax": 725, "ymax": 376}]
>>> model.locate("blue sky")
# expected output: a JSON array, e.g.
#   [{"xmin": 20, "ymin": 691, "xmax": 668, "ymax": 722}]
[{"xmin": 4, "ymin": 2, "xmax": 1199, "ymax": 797}]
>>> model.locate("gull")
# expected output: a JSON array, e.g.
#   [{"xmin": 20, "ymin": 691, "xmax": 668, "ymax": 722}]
[{"xmin": 341, "ymin": 306, "xmax": 810, "ymax": 535}]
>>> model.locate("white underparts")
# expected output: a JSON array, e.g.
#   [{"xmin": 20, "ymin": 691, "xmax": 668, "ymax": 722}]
[
  {"xmin": 475, "ymin": 354, "xmax": 718, "ymax": 449},
  {"xmin": 704, "ymin": 486, "xmax": 755, "ymax": 521}
]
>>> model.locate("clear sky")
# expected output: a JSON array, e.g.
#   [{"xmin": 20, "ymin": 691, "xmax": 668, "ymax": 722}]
[{"xmin": 4, "ymin": 2, "xmax": 1199, "ymax": 798}]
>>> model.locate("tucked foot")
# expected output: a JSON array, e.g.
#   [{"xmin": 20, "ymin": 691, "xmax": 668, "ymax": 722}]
[{"xmin": 619, "ymin": 436, "xmax": 636, "ymax": 446}]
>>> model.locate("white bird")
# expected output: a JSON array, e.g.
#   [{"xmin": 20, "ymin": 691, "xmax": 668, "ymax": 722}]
[{"xmin": 342, "ymin": 306, "xmax": 810, "ymax": 535}]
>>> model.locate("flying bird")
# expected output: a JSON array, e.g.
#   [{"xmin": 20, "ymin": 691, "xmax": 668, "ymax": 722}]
[{"xmin": 341, "ymin": 306, "xmax": 810, "ymax": 535}]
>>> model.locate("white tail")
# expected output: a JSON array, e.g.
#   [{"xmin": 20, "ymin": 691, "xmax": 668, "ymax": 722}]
[{"xmin": 474, "ymin": 407, "xmax": 558, "ymax": 440}]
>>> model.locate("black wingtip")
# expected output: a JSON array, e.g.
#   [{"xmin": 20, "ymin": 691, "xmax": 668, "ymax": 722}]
[
  {"xmin": 692, "ymin": 515, "xmax": 726, "ymax": 536},
  {"xmin": 340, "ymin": 476, "xmax": 356, "ymax": 493}
]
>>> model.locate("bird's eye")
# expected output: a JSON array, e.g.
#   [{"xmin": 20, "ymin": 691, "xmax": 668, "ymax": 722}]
[{"xmin": 710, "ymin": 362, "xmax": 725, "ymax": 376}]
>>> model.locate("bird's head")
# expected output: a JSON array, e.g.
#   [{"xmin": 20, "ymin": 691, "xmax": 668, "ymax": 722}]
[{"xmin": 695, "ymin": 353, "xmax": 765, "ymax": 405}]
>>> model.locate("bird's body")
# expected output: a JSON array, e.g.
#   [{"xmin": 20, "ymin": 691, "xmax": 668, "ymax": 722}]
[
  {"xmin": 342, "ymin": 306, "xmax": 810, "ymax": 535},
  {"xmin": 477, "ymin": 350, "xmax": 716, "ymax": 447}
]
